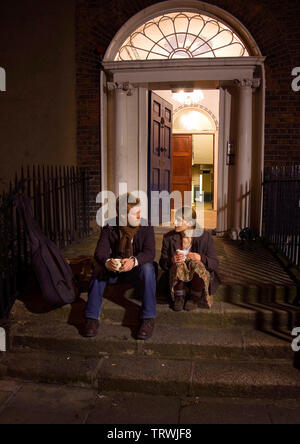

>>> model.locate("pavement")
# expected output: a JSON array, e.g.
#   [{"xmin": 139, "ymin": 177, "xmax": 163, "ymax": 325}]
[{"xmin": 1, "ymin": 378, "xmax": 300, "ymax": 424}]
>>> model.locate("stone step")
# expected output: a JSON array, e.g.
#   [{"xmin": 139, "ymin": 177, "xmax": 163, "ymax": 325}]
[
  {"xmin": 1, "ymin": 350, "xmax": 300, "ymax": 399},
  {"xmin": 98, "ymin": 355, "xmax": 300, "ymax": 399},
  {"xmin": 101, "ymin": 298, "xmax": 300, "ymax": 331},
  {"xmin": 12, "ymin": 288, "xmax": 300, "ymax": 331},
  {"xmin": 0, "ymin": 349, "xmax": 100, "ymax": 389},
  {"xmin": 215, "ymin": 284, "xmax": 298, "ymax": 305},
  {"xmin": 9, "ymin": 319, "xmax": 294, "ymax": 361}
]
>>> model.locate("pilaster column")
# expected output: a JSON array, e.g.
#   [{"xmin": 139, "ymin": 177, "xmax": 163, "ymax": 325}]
[
  {"xmin": 107, "ymin": 82, "xmax": 135, "ymax": 195},
  {"xmin": 233, "ymin": 78, "xmax": 260, "ymax": 233}
]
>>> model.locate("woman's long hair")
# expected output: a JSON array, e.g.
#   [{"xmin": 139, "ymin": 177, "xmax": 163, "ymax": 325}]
[{"xmin": 175, "ymin": 206, "xmax": 204, "ymax": 238}]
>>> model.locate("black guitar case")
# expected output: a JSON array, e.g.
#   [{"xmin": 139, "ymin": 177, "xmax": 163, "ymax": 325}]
[{"xmin": 14, "ymin": 193, "xmax": 78, "ymax": 307}]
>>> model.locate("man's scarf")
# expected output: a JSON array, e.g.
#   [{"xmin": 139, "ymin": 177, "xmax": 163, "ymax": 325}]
[{"xmin": 118, "ymin": 219, "xmax": 140, "ymax": 258}]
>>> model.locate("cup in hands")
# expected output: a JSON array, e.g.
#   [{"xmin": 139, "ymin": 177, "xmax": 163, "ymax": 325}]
[
  {"xmin": 113, "ymin": 258, "xmax": 123, "ymax": 271},
  {"xmin": 175, "ymin": 249, "xmax": 186, "ymax": 263},
  {"xmin": 106, "ymin": 258, "xmax": 123, "ymax": 272}
]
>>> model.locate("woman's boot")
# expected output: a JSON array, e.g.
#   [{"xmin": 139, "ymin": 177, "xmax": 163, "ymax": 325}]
[
  {"xmin": 184, "ymin": 289, "xmax": 202, "ymax": 311},
  {"xmin": 185, "ymin": 289, "xmax": 212, "ymax": 310},
  {"xmin": 173, "ymin": 288, "xmax": 186, "ymax": 311}
]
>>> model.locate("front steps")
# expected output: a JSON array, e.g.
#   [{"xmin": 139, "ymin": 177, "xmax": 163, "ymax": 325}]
[
  {"xmin": 8, "ymin": 318, "xmax": 295, "ymax": 361},
  {"xmin": 1, "ymin": 282, "xmax": 300, "ymax": 399},
  {"xmin": 1, "ymin": 233, "xmax": 299, "ymax": 401},
  {"xmin": 11, "ymin": 286, "xmax": 300, "ymax": 332}
]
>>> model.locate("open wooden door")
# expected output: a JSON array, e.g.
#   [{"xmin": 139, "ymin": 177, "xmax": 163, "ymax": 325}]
[
  {"xmin": 172, "ymin": 134, "xmax": 193, "ymax": 203},
  {"xmin": 148, "ymin": 92, "xmax": 173, "ymax": 223}
]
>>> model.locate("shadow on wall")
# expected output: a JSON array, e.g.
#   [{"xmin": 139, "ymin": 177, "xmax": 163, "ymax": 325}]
[{"xmin": 237, "ymin": 182, "xmax": 251, "ymax": 230}]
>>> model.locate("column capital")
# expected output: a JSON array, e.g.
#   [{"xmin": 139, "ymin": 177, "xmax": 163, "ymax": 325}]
[
  {"xmin": 234, "ymin": 78, "xmax": 261, "ymax": 90},
  {"xmin": 107, "ymin": 81, "xmax": 135, "ymax": 96}
]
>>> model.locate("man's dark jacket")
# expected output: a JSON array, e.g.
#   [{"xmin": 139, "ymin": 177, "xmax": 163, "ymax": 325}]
[
  {"xmin": 93, "ymin": 219, "xmax": 156, "ymax": 280},
  {"xmin": 159, "ymin": 229, "xmax": 221, "ymax": 294}
]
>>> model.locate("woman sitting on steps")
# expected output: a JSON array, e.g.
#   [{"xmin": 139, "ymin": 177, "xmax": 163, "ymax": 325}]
[{"xmin": 159, "ymin": 206, "xmax": 220, "ymax": 312}]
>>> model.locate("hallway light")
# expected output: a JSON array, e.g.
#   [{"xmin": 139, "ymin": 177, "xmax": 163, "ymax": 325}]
[{"xmin": 172, "ymin": 89, "xmax": 204, "ymax": 106}]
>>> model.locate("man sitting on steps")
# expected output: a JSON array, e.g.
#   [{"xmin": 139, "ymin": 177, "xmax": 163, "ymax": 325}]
[{"xmin": 83, "ymin": 193, "xmax": 157, "ymax": 340}]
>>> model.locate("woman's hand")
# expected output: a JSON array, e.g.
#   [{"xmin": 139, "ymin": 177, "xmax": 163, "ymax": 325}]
[
  {"xmin": 172, "ymin": 252, "xmax": 185, "ymax": 264},
  {"xmin": 187, "ymin": 252, "xmax": 201, "ymax": 262}
]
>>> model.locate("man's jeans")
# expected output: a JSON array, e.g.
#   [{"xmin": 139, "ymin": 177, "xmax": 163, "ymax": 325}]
[{"xmin": 85, "ymin": 262, "xmax": 157, "ymax": 321}]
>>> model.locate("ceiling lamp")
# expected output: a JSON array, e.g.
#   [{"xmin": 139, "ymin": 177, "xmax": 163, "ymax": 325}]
[{"xmin": 172, "ymin": 89, "xmax": 204, "ymax": 106}]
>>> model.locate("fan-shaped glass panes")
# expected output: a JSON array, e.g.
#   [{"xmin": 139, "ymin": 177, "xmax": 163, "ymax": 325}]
[{"xmin": 115, "ymin": 12, "xmax": 249, "ymax": 60}]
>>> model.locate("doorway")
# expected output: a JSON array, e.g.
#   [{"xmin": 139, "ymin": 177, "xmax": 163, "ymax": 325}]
[
  {"xmin": 101, "ymin": 2, "xmax": 265, "ymax": 233},
  {"xmin": 149, "ymin": 89, "xmax": 219, "ymax": 228}
]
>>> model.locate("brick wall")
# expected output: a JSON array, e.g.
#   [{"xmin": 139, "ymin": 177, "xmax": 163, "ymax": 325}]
[{"xmin": 76, "ymin": 0, "xmax": 300, "ymax": 217}]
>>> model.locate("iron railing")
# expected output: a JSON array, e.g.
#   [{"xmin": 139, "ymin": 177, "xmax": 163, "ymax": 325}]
[
  {"xmin": 0, "ymin": 165, "xmax": 91, "ymax": 318},
  {"xmin": 262, "ymin": 165, "xmax": 300, "ymax": 268}
]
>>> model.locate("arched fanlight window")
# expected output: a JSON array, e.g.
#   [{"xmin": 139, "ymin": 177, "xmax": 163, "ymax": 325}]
[
  {"xmin": 174, "ymin": 108, "xmax": 216, "ymax": 132},
  {"xmin": 115, "ymin": 12, "xmax": 249, "ymax": 61}
]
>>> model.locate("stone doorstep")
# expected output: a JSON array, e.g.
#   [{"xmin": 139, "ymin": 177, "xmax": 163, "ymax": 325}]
[
  {"xmin": 100, "ymin": 298, "xmax": 300, "ymax": 330},
  {"xmin": 8, "ymin": 319, "xmax": 294, "ymax": 361},
  {"xmin": 11, "ymin": 286, "xmax": 300, "ymax": 330},
  {"xmin": 1, "ymin": 351, "xmax": 300, "ymax": 399}
]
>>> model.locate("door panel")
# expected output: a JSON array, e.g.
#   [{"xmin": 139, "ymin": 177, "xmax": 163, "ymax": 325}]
[
  {"xmin": 163, "ymin": 169, "xmax": 170, "ymax": 192},
  {"xmin": 149, "ymin": 92, "xmax": 173, "ymax": 223},
  {"xmin": 172, "ymin": 134, "xmax": 193, "ymax": 204},
  {"xmin": 173, "ymin": 135, "xmax": 193, "ymax": 154},
  {"xmin": 163, "ymin": 104, "xmax": 172, "ymax": 161},
  {"xmin": 153, "ymin": 122, "xmax": 161, "ymax": 157},
  {"xmin": 152, "ymin": 168, "xmax": 160, "ymax": 191}
]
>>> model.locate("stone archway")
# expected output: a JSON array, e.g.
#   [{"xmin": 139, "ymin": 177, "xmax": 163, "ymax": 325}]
[
  {"xmin": 104, "ymin": 0, "xmax": 262, "ymax": 61},
  {"xmin": 101, "ymin": 0, "xmax": 265, "ymax": 235}
]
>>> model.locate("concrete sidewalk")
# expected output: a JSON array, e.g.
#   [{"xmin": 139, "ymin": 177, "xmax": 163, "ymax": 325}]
[{"xmin": 1, "ymin": 378, "xmax": 300, "ymax": 424}]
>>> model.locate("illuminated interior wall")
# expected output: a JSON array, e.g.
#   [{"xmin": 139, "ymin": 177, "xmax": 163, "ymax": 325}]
[
  {"xmin": 173, "ymin": 109, "xmax": 215, "ymax": 132},
  {"xmin": 193, "ymin": 134, "xmax": 214, "ymax": 164}
]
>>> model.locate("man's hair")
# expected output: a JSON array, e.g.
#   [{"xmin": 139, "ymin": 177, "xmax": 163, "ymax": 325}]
[
  {"xmin": 116, "ymin": 193, "xmax": 141, "ymax": 216},
  {"xmin": 175, "ymin": 206, "xmax": 197, "ymax": 228}
]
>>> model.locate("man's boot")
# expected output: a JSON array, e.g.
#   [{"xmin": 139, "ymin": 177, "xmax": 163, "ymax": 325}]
[
  {"xmin": 83, "ymin": 318, "xmax": 99, "ymax": 337},
  {"xmin": 137, "ymin": 318, "xmax": 155, "ymax": 340},
  {"xmin": 173, "ymin": 288, "xmax": 186, "ymax": 312}
]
